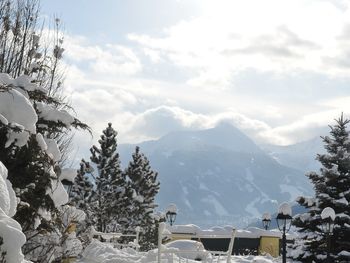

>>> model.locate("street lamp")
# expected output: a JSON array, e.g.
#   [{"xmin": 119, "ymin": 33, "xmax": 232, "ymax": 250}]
[
  {"xmin": 165, "ymin": 203, "xmax": 177, "ymax": 226},
  {"xmin": 276, "ymin": 202, "xmax": 292, "ymax": 263},
  {"xmin": 321, "ymin": 207, "xmax": 335, "ymax": 263},
  {"xmin": 262, "ymin": 212, "xmax": 271, "ymax": 230}
]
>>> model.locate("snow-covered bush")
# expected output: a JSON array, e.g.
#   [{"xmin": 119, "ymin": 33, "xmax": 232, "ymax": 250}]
[
  {"xmin": 0, "ymin": 1, "xmax": 89, "ymax": 262},
  {"xmin": 0, "ymin": 161, "xmax": 26, "ymax": 263}
]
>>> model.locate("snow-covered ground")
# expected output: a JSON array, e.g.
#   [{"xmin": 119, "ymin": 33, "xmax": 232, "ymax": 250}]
[{"xmin": 78, "ymin": 240, "xmax": 289, "ymax": 263}]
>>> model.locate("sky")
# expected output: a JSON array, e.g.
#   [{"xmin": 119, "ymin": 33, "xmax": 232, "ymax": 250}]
[{"xmin": 41, "ymin": 0, "xmax": 350, "ymax": 148}]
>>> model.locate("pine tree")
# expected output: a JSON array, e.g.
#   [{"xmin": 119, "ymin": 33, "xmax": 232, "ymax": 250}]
[
  {"xmin": 89, "ymin": 123, "xmax": 126, "ymax": 232},
  {"xmin": 70, "ymin": 160, "xmax": 94, "ymax": 224},
  {"xmin": 291, "ymin": 114, "xmax": 350, "ymax": 262},
  {"xmin": 125, "ymin": 146, "xmax": 160, "ymax": 250}
]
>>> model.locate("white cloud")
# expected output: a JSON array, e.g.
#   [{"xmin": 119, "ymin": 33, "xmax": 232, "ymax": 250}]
[
  {"xmin": 55, "ymin": 1, "xmax": 350, "ymax": 152},
  {"xmin": 121, "ymin": 106, "xmax": 277, "ymax": 144},
  {"xmin": 64, "ymin": 35, "xmax": 142, "ymax": 76},
  {"xmin": 128, "ymin": 0, "xmax": 350, "ymax": 90}
]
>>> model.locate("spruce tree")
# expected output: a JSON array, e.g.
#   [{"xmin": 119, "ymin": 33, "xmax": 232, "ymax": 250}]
[
  {"xmin": 125, "ymin": 146, "xmax": 160, "ymax": 250},
  {"xmin": 69, "ymin": 160, "xmax": 94, "ymax": 226},
  {"xmin": 291, "ymin": 114, "xmax": 350, "ymax": 262},
  {"xmin": 89, "ymin": 123, "xmax": 126, "ymax": 232}
]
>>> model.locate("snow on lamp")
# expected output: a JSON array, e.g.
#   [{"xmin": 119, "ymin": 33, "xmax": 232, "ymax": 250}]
[
  {"xmin": 276, "ymin": 202, "xmax": 292, "ymax": 232},
  {"xmin": 276, "ymin": 202, "xmax": 292, "ymax": 263},
  {"xmin": 262, "ymin": 212, "xmax": 271, "ymax": 230},
  {"xmin": 321, "ymin": 207, "xmax": 335, "ymax": 234},
  {"xmin": 321, "ymin": 207, "xmax": 335, "ymax": 263},
  {"xmin": 165, "ymin": 203, "xmax": 177, "ymax": 226}
]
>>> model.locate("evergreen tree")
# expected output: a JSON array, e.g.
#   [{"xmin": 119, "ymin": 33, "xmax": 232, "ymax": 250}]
[
  {"xmin": 89, "ymin": 123, "xmax": 126, "ymax": 232},
  {"xmin": 291, "ymin": 114, "xmax": 350, "ymax": 262},
  {"xmin": 125, "ymin": 146, "xmax": 160, "ymax": 250},
  {"xmin": 70, "ymin": 160, "xmax": 94, "ymax": 226},
  {"xmin": 0, "ymin": 1, "xmax": 89, "ymax": 261}
]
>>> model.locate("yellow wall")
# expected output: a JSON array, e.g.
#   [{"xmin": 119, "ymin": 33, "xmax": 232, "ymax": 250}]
[
  {"xmin": 170, "ymin": 234, "xmax": 193, "ymax": 241},
  {"xmin": 259, "ymin": 236, "xmax": 280, "ymax": 257}
]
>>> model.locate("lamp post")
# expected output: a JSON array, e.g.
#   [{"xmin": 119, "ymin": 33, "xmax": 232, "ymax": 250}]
[
  {"xmin": 321, "ymin": 207, "xmax": 335, "ymax": 263},
  {"xmin": 276, "ymin": 202, "xmax": 292, "ymax": 263},
  {"xmin": 165, "ymin": 203, "xmax": 177, "ymax": 226},
  {"xmin": 262, "ymin": 212, "xmax": 271, "ymax": 230}
]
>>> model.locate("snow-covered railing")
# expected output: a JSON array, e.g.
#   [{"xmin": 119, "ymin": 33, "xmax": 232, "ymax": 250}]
[
  {"xmin": 91, "ymin": 226, "xmax": 141, "ymax": 251},
  {"xmin": 157, "ymin": 223, "xmax": 236, "ymax": 263}
]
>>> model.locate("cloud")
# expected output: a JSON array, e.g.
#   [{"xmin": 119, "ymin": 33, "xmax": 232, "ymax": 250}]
[
  {"xmin": 127, "ymin": 0, "xmax": 350, "ymax": 90},
  {"xmin": 54, "ymin": 0, "xmax": 350, "ymax": 154},
  {"xmin": 64, "ymin": 35, "xmax": 142, "ymax": 76},
  {"xmin": 122, "ymin": 105, "xmax": 350, "ymax": 146},
  {"xmin": 122, "ymin": 106, "xmax": 279, "ymax": 144}
]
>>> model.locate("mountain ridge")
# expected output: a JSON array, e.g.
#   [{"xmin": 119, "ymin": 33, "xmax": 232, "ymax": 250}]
[{"xmin": 119, "ymin": 124, "xmax": 313, "ymax": 228}]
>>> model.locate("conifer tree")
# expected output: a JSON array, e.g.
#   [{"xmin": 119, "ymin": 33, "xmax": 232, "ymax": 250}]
[
  {"xmin": 125, "ymin": 146, "xmax": 160, "ymax": 250},
  {"xmin": 291, "ymin": 114, "xmax": 350, "ymax": 262},
  {"xmin": 89, "ymin": 123, "xmax": 126, "ymax": 232},
  {"xmin": 69, "ymin": 160, "xmax": 94, "ymax": 225},
  {"xmin": 0, "ymin": 1, "xmax": 89, "ymax": 261}
]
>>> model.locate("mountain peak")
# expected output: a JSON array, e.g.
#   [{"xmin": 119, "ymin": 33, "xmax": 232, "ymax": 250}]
[
  {"xmin": 214, "ymin": 121, "xmax": 236, "ymax": 130},
  {"xmin": 153, "ymin": 123, "xmax": 263, "ymax": 154}
]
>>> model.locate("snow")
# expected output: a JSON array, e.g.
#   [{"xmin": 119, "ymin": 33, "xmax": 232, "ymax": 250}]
[
  {"xmin": 62, "ymin": 232, "xmax": 83, "ymax": 258},
  {"xmin": 35, "ymin": 133, "xmax": 47, "ymax": 151},
  {"xmin": 47, "ymin": 168, "xmax": 69, "ymax": 207},
  {"xmin": 165, "ymin": 240, "xmax": 210, "ymax": 260},
  {"xmin": 44, "ymin": 138, "xmax": 61, "ymax": 162},
  {"xmin": 0, "ymin": 88, "xmax": 37, "ymax": 147},
  {"xmin": 0, "ymin": 114, "xmax": 8, "ymax": 125},
  {"xmin": 0, "ymin": 210, "xmax": 27, "ymax": 263},
  {"xmin": 166, "ymin": 203, "xmax": 177, "ymax": 213},
  {"xmin": 0, "ymin": 76, "xmax": 37, "ymax": 133},
  {"xmin": 0, "ymin": 162, "xmax": 17, "ymax": 217},
  {"xmin": 262, "ymin": 212, "xmax": 271, "ymax": 220},
  {"xmin": 36, "ymin": 102, "xmax": 74, "ymax": 127},
  {"xmin": 321, "ymin": 207, "xmax": 336, "ymax": 221},
  {"xmin": 61, "ymin": 205, "xmax": 86, "ymax": 224},
  {"xmin": 280, "ymin": 184, "xmax": 303, "ymax": 200},
  {"xmin": 168, "ymin": 224, "xmax": 284, "ymax": 239},
  {"xmin": 0, "ymin": 161, "xmax": 26, "ymax": 263},
  {"xmin": 334, "ymin": 197, "xmax": 349, "ymax": 205},
  {"xmin": 14, "ymin": 75, "xmax": 46, "ymax": 93},
  {"xmin": 202, "ymin": 195, "xmax": 229, "ymax": 217},
  {"xmin": 245, "ymin": 197, "xmax": 262, "ymax": 218},
  {"xmin": 60, "ymin": 168, "xmax": 77, "ymax": 183},
  {"xmin": 0, "ymin": 73, "xmax": 45, "ymax": 94},
  {"xmin": 338, "ymin": 250, "xmax": 350, "ymax": 257},
  {"xmin": 78, "ymin": 239, "xmax": 285, "ymax": 263},
  {"xmin": 278, "ymin": 202, "xmax": 292, "ymax": 216}
]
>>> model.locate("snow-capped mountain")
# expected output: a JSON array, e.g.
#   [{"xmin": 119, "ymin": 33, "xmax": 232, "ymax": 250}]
[
  {"xmin": 261, "ymin": 137, "xmax": 325, "ymax": 173},
  {"xmin": 119, "ymin": 123, "xmax": 313, "ymax": 228}
]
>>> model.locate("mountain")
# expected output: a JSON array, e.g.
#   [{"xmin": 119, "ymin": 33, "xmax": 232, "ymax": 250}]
[
  {"xmin": 261, "ymin": 137, "xmax": 324, "ymax": 173},
  {"xmin": 119, "ymin": 124, "xmax": 313, "ymax": 228}
]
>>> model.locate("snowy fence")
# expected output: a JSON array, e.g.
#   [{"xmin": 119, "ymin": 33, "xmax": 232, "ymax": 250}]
[
  {"xmin": 157, "ymin": 223, "xmax": 236, "ymax": 263},
  {"xmin": 91, "ymin": 226, "xmax": 141, "ymax": 251}
]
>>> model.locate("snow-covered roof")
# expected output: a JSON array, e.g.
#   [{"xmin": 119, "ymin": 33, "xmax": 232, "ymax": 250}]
[{"xmin": 167, "ymin": 224, "xmax": 291, "ymax": 239}]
